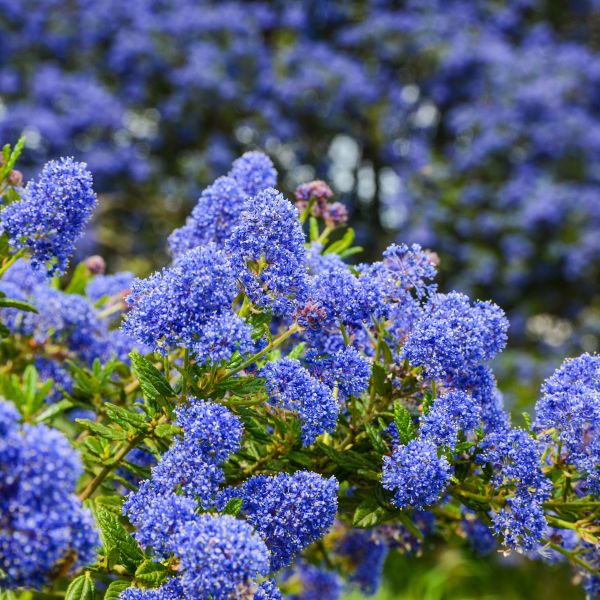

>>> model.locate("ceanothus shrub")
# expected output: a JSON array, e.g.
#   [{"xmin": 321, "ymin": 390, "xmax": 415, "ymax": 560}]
[{"xmin": 0, "ymin": 142, "xmax": 598, "ymax": 599}]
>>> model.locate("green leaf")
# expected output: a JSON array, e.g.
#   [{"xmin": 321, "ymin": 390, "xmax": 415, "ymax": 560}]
[
  {"xmin": 65, "ymin": 573, "xmax": 95, "ymax": 600},
  {"xmin": 397, "ymin": 512, "xmax": 425, "ymax": 541},
  {"xmin": 105, "ymin": 403, "xmax": 149, "ymax": 433},
  {"xmin": 421, "ymin": 389, "xmax": 435, "ymax": 416},
  {"xmin": 222, "ymin": 497, "xmax": 244, "ymax": 517},
  {"xmin": 65, "ymin": 261, "xmax": 92, "ymax": 295},
  {"xmin": 0, "ymin": 321, "xmax": 10, "ymax": 339},
  {"xmin": 77, "ymin": 418, "xmax": 128, "ymax": 441},
  {"xmin": 522, "ymin": 411, "xmax": 532, "ymax": 430},
  {"xmin": 130, "ymin": 352, "xmax": 175, "ymax": 414},
  {"xmin": 35, "ymin": 399, "xmax": 74, "ymax": 423},
  {"xmin": 93, "ymin": 504, "xmax": 144, "ymax": 573},
  {"xmin": 309, "ymin": 216, "xmax": 319, "ymax": 242},
  {"xmin": 287, "ymin": 342, "xmax": 306, "ymax": 360},
  {"xmin": 365, "ymin": 423, "xmax": 387, "ymax": 454},
  {"xmin": 371, "ymin": 363, "xmax": 392, "ymax": 398},
  {"xmin": 0, "ymin": 298, "xmax": 37, "ymax": 313},
  {"xmin": 0, "ymin": 136, "xmax": 25, "ymax": 182},
  {"xmin": 104, "ymin": 580, "xmax": 131, "ymax": 600},
  {"xmin": 154, "ymin": 423, "xmax": 180, "ymax": 439},
  {"xmin": 135, "ymin": 560, "xmax": 169, "ymax": 586},
  {"xmin": 94, "ymin": 494, "xmax": 124, "ymax": 515},
  {"xmin": 214, "ymin": 375, "xmax": 264, "ymax": 398},
  {"xmin": 393, "ymin": 402, "xmax": 416, "ymax": 445},
  {"xmin": 353, "ymin": 498, "xmax": 388, "ymax": 528},
  {"xmin": 339, "ymin": 246, "xmax": 363, "ymax": 259},
  {"xmin": 324, "ymin": 227, "xmax": 355, "ymax": 255}
]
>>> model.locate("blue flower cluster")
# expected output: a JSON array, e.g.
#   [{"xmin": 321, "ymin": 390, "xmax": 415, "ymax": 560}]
[
  {"xmin": 0, "ymin": 400, "xmax": 98, "ymax": 588},
  {"xmin": 124, "ymin": 244, "xmax": 253, "ymax": 363},
  {"xmin": 419, "ymin": 390, "xmax": 481, "ymax": 450},
  {"xmin": 0, "ymin": 258, "xmax": 140, "ymax": 373},
  {"xmin": 334, "ymin": 528, "xmax": 388, "ymax": 596},
  {"xmin": 305, "ymin": 346, "xmax": 371, "ymax": 402},
  {"xmin": 261, "ymin": 358, "xmax": 338, "ymax": 446},
  {"xmin": 221, "ymin": 471, "xmax": 339, "ymax": 572},
  {"xmin": 124, "ymin": 400, "xmax": 270, "ymax": 597},
  {"xmin": 477, "ymin": 428, "xmax": 552, "ymax": 551},
  {"xmin": 382, "ymin": 439, "xmax": 452, "ymax": 510},
  {"xmin": 536, "ymin": 353, "xmax": 600, "ymax": 494},
  {"xmin": 226, "ymin": 188, "xmax": 308, "ymax": 316},
  {"xmin": 402, "ymin": 292, "xmax": 508, "ymax": 379},
  {"xmin": 0, "ymin": 158, "xmax": 96, "ymax": 275},
  {"xmin": 124, "ymin": 399, "xmax": 338, "ymax": 598},
  {"xmin": 168, "ymin": 152, "xmax": 277, "ymax": 256}
]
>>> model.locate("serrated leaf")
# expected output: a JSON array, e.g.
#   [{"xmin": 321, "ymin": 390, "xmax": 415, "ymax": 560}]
[
  {"xmin": 65, "ymin": 573, "xmax": 95, "ymax": 600},
  {"xmin": 393, "ymin": 402, "xmax": 416, "ymax": 445},
  {"xmin": 0, "ymin": 297, "xmax": 37, "ymax": 313},
  {"xmin": 222, "ymin": 497, "xmax": 244, "ymax": 517},
  {"xmin": 214, "ymin": 375, "xmax": 265, "ymax": 397},
  {"xmin": 130, "ymin": 352, "xmax": 175, "ymax": 414},
  {"xmin": 135, "ymin": 560, "xmax": 169, "ymax": 586},
  {"xmin": 94, "ymin": 495, "xmax": 123, "ymax": 514},
  {"xmin": 93, "ymin": 504, "xmax": 144, "ymax": 573}
]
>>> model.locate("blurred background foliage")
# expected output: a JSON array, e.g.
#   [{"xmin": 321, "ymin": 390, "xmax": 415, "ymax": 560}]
[{"xmin": 2, "ymin": 0, "xmax": 600, "ymax": 597}]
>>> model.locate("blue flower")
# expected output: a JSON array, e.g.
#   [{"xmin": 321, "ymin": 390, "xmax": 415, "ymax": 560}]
[
  {"xmin": 0, "ymin": 158, "xmax": 96, "ymax": 275},
  {"xmin": 335, "ymin": 529, "xmax": 387, "ymax": 596},
  {"xmin": 0, "ymin": 400, "xmax": 98, "ymax": 589},
  {"xmin": 261, "ymin": 358, "xmax": 338, "ymax": 446},
  {"xmin": 419, "ymin": 390, "xmax": 481, "ymax": 449},
  {"xmin": 382, "ymin": 439, "xmax": 452, "ymax": 510},
  {"xmin": 168, "ymin": 176, "xmax": 248, "ymax": 255},
  {"xmin": 223, "ymin": 471, "xmax": 339, "ymax": 571},
  {"xmin": 477, "ymin": 428, "xmax": 551, "ymax": 551},
  {"xmin": 226, "ymin": 188, "xmax": 308, "ymax": 316},
  {"xmin": 124, "ymin": 486, "xmax": 196, "ymax": 557},
  {"xmin": 289, "ymin": 562, "xmax": 343, "ymax": 600},
  {"xmin": 491, "ymin": 494, "xmax": 547, "ymax": 552},
  {"xmin": 123, "ymin": 244, "xmax": 253, "ymax": 362},
  {"xmin": 173, "ymin": 514, "xmax": 270, "ymax": 600},
  {"xmin": 535, "ymin": 353, "xmax": 600, "ymax": 494},
  {"xmin": 229, "ymin": 151, "xmax": 277, "ymax": 197},
  {"xmin": 402, "ymin": 292, "xmax": 508, "ymax": 379},
  {"xmin": 86, "ymin": 271, "xmax": 134, "ymax": 303},
  {"xmin": 477, "ymin": 428, "xmax": 551, "ymax": 498},
  {"xmin": 125, "ymin": 400, "xmax": 243, "ymax": 546},
  {"xmin": 305, "ymin": 346, "xmax": 371, "ymax": 401}
]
